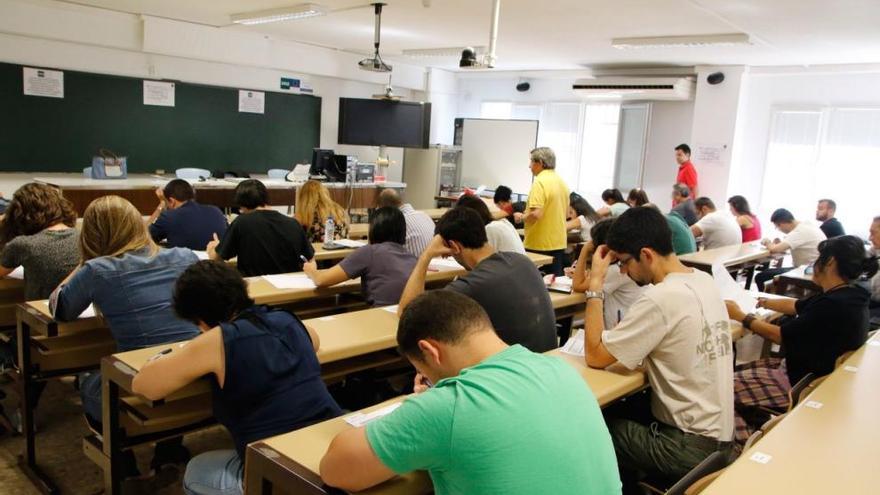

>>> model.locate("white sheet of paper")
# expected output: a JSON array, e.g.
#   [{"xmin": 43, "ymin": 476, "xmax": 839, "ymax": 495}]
[
  {"xmin": 560, "ymin": 329, "xmax": 585, "ymax": 357},
  {"xmin": 331, "ymin": 239, "xmax": 366, "ymax": 248},
  {"xmin": 192, "ymin": 250, "xmax": 210, "ymax": 260},
  {"xmin": 23, "ymin": 67, "xmax": 64, "ymax": 98},
  {"xmin": 80, "ymin": 304, "xmax": 97, "ymax": 319},
  {"xmin": 712, "ymin": 262, "xmax": 756, "ymax": 312},
  {"xmin": 430, "ymin": 257, "xmax": 464, "ymax": 270},
  {"xmin": 143, "ymin": 80, "xmax": 175, "ymax": 107},
  {"xmin": 547, "ymin": 275, "xmax": 573, "ymax": 293},
  {"xmin": 344, "ymin": 402, "xmax": 402, "ymax": 427},
  {"xmin": 381, "ymin": 305, "xmax": 399, "ymax": 314},
  {"xmin": 238, "ymin": 89, "xmax": 265, "ymax": 114},
  {"xmin": 262, "ymin": 274, "xmax": 317, "ymax": 290},
  {"xmin": 8, "ymin": 266, "xmax": 24, "ymax": 280}
]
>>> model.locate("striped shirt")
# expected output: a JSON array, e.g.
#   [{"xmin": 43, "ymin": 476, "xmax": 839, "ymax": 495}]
[{"xmin": 399, "ymin": 204, "xmax": 435, "ymax": 257}]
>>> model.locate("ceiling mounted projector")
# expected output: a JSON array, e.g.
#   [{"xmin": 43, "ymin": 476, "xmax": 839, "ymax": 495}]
[{"xmin": 358, "ymin": 3, "xmax": 392, "ymax": 73}]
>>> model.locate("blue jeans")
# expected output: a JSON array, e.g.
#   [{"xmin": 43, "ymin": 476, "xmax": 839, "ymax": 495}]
[{"xmin": 184, "ymin": 450, "xmax": 243, "ymax": 495}]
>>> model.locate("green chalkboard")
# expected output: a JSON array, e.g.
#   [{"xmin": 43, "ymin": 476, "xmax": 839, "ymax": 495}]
[{"xmin": 0, "ymin": 62, "xmax": 321, "ymax": 174}]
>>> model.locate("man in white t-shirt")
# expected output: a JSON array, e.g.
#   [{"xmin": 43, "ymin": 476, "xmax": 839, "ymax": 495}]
[
  {"xmin": 690, "ymin": 197, "xmax": 742, "ymax": 249},
  {"xmin": 583, "ymin": 207, "xmax": 734, "ymax": 489},
  {"xmin": 754, "ymin": 208, "xmax": 827, "ymax": 291}
]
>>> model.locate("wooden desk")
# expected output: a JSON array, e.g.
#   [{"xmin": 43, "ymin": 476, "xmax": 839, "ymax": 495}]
[
  {"xmin": 0, "ymin": 276, "xmax": 25, "ymax": 327},
  {"xmin": 772, "ymin": 265, "xmax": 821, "ymax": 298},
  {"xmin": 349, "ymin": 223, "xmax": 369, "ymax": 240},
  {"xmin": 702, "ymin": 334, "xmax": 880, "ymax": 494},
  {"xmin": 36, "ymin": 175, "xmax": 405, "ymax": 216},
  {"xmin": 679, "ymin": 242, "xmax": 772, "ymax": 272},
  {"xmin": 421, "ymin": 208, "xmax": 448, "ymax": 221},
  {"xmin": 245, "ymin": 348, "xmax": 646, "ymax": 495}
]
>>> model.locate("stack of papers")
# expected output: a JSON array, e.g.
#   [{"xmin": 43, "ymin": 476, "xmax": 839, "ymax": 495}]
[
  {"xmin": 328, "ymin": 239, "xmax": 366, "ymax": 249},
  {"xmin": 546, "ymin": 275, "xmax": 573, "ymax": 293},
  {"xmin": 429, "ymin": 257, "xmax": 463, "ymax": 270},
  {"xmin": 344, "ymin": 402, "xmax": 402, "ymax": 427},
  {"xmin": 262, "ymin": 274, "xmax": 317, "ymax": 290},
  {"xmin": 560, "ymin": 329, "xmax": 586, "ymax": 357}
]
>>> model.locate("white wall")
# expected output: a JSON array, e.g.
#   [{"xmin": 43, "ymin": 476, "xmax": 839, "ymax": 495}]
[
  {"xmin": 642, "ymin": 101, "xmax": 694, "ymax": 206},
  {"xmin": 457, "ymin": 77, "xmax": 581, "ymax": 118}
]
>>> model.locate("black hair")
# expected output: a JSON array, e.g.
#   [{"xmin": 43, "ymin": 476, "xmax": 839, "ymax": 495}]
[
  {"xmin": 234, "ymin": 179, "xmax": 268, "ymax": 209},
  {"xmin": 173, "ymin": 260, "xmax": 255, "ymax": 327},
  {"xmin": 770, "ymin": 208, "xmax": 795, "ymax": 224},
  {"xmin": 606, "ymin": 207, "xmax": 674, "ymax": 259},
  {"xmin": 369, "ymin": 206, "xmax": 407, "ymax": 245},
  {"xmin": 494, "ymin": 185, "xmax": 512, "ymax": 204},
  {"xmin": 601, "ymin": 188, "xmax": 625, "ymax": 204},
  {"xmin": 694, "ymin": 197, "xmax": 716, "ymax": 210},
  {"xmin": 570, "ymin": 192, "xmax": 600, "ymax": 223},
  {"xmin": 675, "ymin": 143, "xmax": 691, "ymax": 155},
  {"xmin": 435, "ymin": 207, "xmax": 488, "ymax": 249},
  {"xmin": 397, "ymin": 290, "xmax": 493, "ymax": 359},
  {"xmin": 815, "ymin": 235, "xmax": 879, "ymax": 282},
  {"xmin": 589, "ymin": 218, "xmax": 614, "ymax": 246},
  {"xmin": 455, "ymin": 195, "xmax": 493, "ymax": 225},
  {"xmin": 818, "ymin": 198, "xmax": 837, "ymax": 211},
  {"xmin": 727, "ymin": 195, "xmax": 752, "ymax": 216},
  {"xmin": 163, "ymin": 179, "xmax": 195, "ymax": 202},
  {"xmin": 627, "ymin": 188, "xmax": 649, "ymax": 207}
]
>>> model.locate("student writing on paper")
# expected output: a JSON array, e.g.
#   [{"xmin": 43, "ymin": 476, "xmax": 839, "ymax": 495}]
[
  {"xmin": 571, "ymin": 219, "xmax": 644, "ymax": 330},
  {"xmin": 0, "ymin": 183, "xmax": 80, "ymax": 418},
  {"xmin": 303, "ymin": 207, "xmax": 417, "ymax": 306},
  {"xmin": 148, "ymin": 179, "xmax": 228, "ymax": 250},
  {"xmin": 583, "ymin": 207, "xmax": 734, "ymax": 490},
  {"xmin": 376, "ymin": 189, "xmax": 434, "ymax": 257},
  {"xmin": 132, "ymin": 261, "xmax": 341, "ymax": 495},
  {"xmin": 208, "ymin": 180, "xmax": 314, "ymax": 276},
  {"xmin": 456, "ymin": 194, "xmax": 525, "ymax": 254},
  {"xmin": 754, "ymin": 208, "xmax": 826, "ymax": 291},
  {"xmin": 492, "ymin": 185, "xmax": 526, "ymax": 224},
  {"xmin": 669, "ymin": 183, "xmax": 698, "ymax": 226},
  {"xmin": 596, "ymin": 188, "xmax": 629, "ymax": 218},
  {"xmin": 49, "ymin": 195, "xmax": 199, "ymax": 478},
  {"xmin": 399, "ymin": 207, "xmax": 557, "ymax": 352},
  {"xmin": 566, "ymin": 192, "xmax": 601, "ymax": 243},
  {"xmin": 320, "ymin": 291, "xmax": 622, "ymax": 495},
  {"xmin": 691, "ymin": 197, "xmax": 742, "ymax": 249},
  {"xmin": 725, "ymin": 235, "xmax": 875, "ymax": 444},
  {"xmin": 727, "ymin": 195, "xmax": 762, "ymax": 243},
  {"xmin": 294, "ymin": 180, "xmax": 349, "ymax": 244}
]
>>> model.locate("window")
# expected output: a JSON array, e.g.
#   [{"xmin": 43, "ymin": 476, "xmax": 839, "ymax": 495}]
[{"xmin": 761, "ymin": 107, "xmax": 880, "ymax": 237}]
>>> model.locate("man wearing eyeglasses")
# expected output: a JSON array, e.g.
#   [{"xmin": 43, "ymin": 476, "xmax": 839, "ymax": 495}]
[{"xmin": 581, "ymin": 207, "xmax": 734, "ymax": 492}]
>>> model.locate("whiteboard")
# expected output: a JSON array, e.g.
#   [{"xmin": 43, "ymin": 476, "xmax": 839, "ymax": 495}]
[{"xmin": 460, "ymin": 119, "xmax": 538, "ymax": 195}]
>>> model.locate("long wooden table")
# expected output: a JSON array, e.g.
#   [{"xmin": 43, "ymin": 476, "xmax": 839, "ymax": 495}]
[
  {"xmin": 702, "ymin": 333, "xmax": 880, "ymax": 494},
  {"xmin": 244, "ymin": 347, "xmax": 646, "ymax": 495},
  {"xmin": 35, "ymin": 175, "xmax": 405, "ymax": 216},
  {"xmin": 679, "ymin": 242, "xmax": 773, "ymax": 272}
]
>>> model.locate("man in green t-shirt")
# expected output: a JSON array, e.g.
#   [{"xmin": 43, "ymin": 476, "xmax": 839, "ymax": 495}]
[{"xmin": 320, "ymin": 291, "xmax": 622, "ymax": 494}]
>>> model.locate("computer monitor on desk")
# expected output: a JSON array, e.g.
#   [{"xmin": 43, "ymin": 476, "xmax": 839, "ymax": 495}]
[{"xmin": 309, "ymin": 149, "xmax": 349, "ymax": 182}]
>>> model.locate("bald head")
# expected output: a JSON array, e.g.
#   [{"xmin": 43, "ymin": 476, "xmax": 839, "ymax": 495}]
[{"xmin": 377, "ymin": 188, "xmax": 402, "ymax": 208}]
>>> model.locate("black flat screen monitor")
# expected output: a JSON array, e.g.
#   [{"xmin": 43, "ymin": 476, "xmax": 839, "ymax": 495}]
[
  {"xmin": 338, "ymin": 98, "xmax": 431, "ymax": 148},
  {"xmin": 310, "ymin": 148, "xmax": 335, "ymax": 177}
]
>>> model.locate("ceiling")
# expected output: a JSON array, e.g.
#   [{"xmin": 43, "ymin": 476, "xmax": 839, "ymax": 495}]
[{"xmin": 57, "ymin": 0, "xmax": 880, "ymax": 71}]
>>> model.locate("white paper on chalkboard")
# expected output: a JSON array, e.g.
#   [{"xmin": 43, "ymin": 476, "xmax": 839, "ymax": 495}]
[
  {"xmin": 238, "ymin": 90, "xmax": 265, "ymax": 114},
  {"xmin": 23, "ymin": 67, "xmax": 64, "ymax": 98},
  {"xmin": 143, "ymin": 80, "xmax": 175, "ymax": 107}
]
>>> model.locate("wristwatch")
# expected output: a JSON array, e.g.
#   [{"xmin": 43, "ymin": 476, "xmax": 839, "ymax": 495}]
[{"xmin": 585, "ymin": 290, "xmax": 605, "ymax": 301}]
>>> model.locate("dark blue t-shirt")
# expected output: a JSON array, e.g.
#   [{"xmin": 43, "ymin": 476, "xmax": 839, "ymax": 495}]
[
  {"xmin": 149, "ymin": 201, "xmax": 228, "ymax": 250},
  {"xmin": 212, "ymin": 305, "xmax": 342, "ymax": 457}
]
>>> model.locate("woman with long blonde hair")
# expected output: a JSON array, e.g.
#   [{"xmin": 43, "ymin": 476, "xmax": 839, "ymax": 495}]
[
  {"xmin": 50, "ymin": 195, "xmax": 199, "ymax": 477},
  {"xmin": 294, "ymin": 180, "xmax": 349, "ymax": 243}
]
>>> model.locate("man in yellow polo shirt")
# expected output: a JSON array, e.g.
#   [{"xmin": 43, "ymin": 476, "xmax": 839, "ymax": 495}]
[{"xmin": 514, "ymin": 147, "xmax": 570, "ymax": 275}]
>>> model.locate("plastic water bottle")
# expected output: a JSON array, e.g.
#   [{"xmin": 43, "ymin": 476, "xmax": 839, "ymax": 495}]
[{"xmin": 324, "ymin": 215, "xmax": 335, "ymax": 247}]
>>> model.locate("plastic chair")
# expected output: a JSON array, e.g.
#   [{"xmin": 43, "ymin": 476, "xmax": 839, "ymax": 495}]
[
  {"xmin": 267, "ymin": 168, "xmax": 290, "ymax": 179},
  {"xmin": 666, "ymin": 451, "xmax": 730, "ymax": 495},
  {"xmin": 83, "ymin": 167, "xmax": 92, "ymax": 178},
  {"xmin": 175, "ymin": 168, "xmax": 211, "ymax": 180}
]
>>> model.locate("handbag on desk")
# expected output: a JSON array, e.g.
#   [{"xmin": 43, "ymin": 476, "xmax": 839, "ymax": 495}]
[{"xmin": 90, "ymin": 149, "xmax": 128, "ymax": 179}]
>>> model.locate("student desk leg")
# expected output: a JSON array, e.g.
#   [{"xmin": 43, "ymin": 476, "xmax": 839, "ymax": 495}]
[
  {"xmin": 245, "ymin": 441, "xmax": 334, "ymax": 495},
  {"xmin": 15, "ymin": 318, "xmax": 59, "ymax": 495},
  {"xmin": 101, "ymin": 367, "xmax": 124, "ymax": 495}
]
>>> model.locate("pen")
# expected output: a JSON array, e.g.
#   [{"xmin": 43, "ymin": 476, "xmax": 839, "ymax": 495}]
[
  {"xmin": 299, "ymin": 255, "xmax": 308, "ymax": 264},
  {"xmin": 148, "ymin": 347, "xmax": 173, "ymax": 362}
]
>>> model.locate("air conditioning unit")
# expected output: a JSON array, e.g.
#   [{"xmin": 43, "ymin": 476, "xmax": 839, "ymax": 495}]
[{"xmin": 572, "ymin": 77, "xmax": 695, "ymax": 101}]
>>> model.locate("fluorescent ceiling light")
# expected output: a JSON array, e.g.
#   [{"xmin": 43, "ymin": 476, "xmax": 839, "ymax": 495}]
[
  {"xmin": 402, "ymin": 46, "xmax": 486, "ymax": 58},
  {"xmin": 231, "ymin": 3, "xmax": 327, "ymax": 25},
  {"xmin": 612, "ymin": 33, "xmax": 751, "ymax": 49}
]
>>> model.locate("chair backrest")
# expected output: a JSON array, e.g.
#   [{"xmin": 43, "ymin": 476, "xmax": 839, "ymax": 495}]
[
  {"xmin": 267, "ymin": 168, "xmax": 290, "ymax": 179},
  {"xmin": 83, "ymin": 166, "xmax": 92, "ymax": 178},
  {"xmin": 760, "ymin": 413, "xmax": 786, "ymax": 435},
  {"xmin": 742, "ymin": 430, "xmax": 764, "ymax": 452},
  {"xmin": 787, "ymin": 372, "xmax": 817, "ymax": 410},
  {"xmin": 175, "ymin": 168, "xmax": 211, "ymax": 180},
  {"xmin": 796, "ymin": 375, "xmax": 827, "ymax": 406},
  {"xmin": 684, "ymin": 469, "xmax": 726, "ymax": 495},
  {"xmin": 667, "ymin": 451, "xmax": 730, "ymax": 495}
]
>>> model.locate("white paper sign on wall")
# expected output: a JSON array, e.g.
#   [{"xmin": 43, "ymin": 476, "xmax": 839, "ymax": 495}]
[
  {"xmin": 23, "ymin": 67, "xmax": 64, "ymax": 98},
  {"xmin": 695, "ymin": 143, "xmax": 726, "ymax": 165},
  {"xmin": 238, "ymin": 90, "xmax": 265, "ymax": 114},
  {"xmin": 143, "ymin": 81, "xmax": 175, "ymax": 107}
]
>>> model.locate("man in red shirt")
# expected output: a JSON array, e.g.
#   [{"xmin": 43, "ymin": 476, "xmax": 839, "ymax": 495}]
[{"xmin": 675, "ymin": 144, "xmax": 698, "ymax": 198}]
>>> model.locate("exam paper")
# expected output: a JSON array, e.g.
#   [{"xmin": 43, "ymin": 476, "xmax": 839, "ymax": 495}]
[
  {"xmin": 429, "ymin": 257, "xmax": 464, "ymax": 270},
  {"xmin": 8, "ymin": 266, "xmax": 24, "ymax": 280},
  {"xmin": 262, "ymin": 274, "xmax": 317, "ymax": 290},
  {"xmin": 381, "ymin": 305, "xmax": 399, "ymax": 314},
  {"xmin": 192, "ymin": 250, "xmax": 210, "ymax": 260},
  {"xmin": 560, "ymin": 329, "xmax": 585, "ymax": 357},
  {"xmin": 80, "ymin": 304, "xmax": 97, "ymax": 319},
  {"xmin": 712, "ymin": 262, "xmax": 757, "ymax": 312},
  {"xmin": 330, "ymin": 239, "xmax": 366, "ymax": 248},
  {"xmin": 344, "ymin": 402, "xmax": 402, "ymax": 427}
]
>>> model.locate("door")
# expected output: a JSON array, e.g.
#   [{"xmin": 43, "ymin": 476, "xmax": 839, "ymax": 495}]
[{"xmin": 613, "ymin": 103, "xmax": 651, "ymax": 192}]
